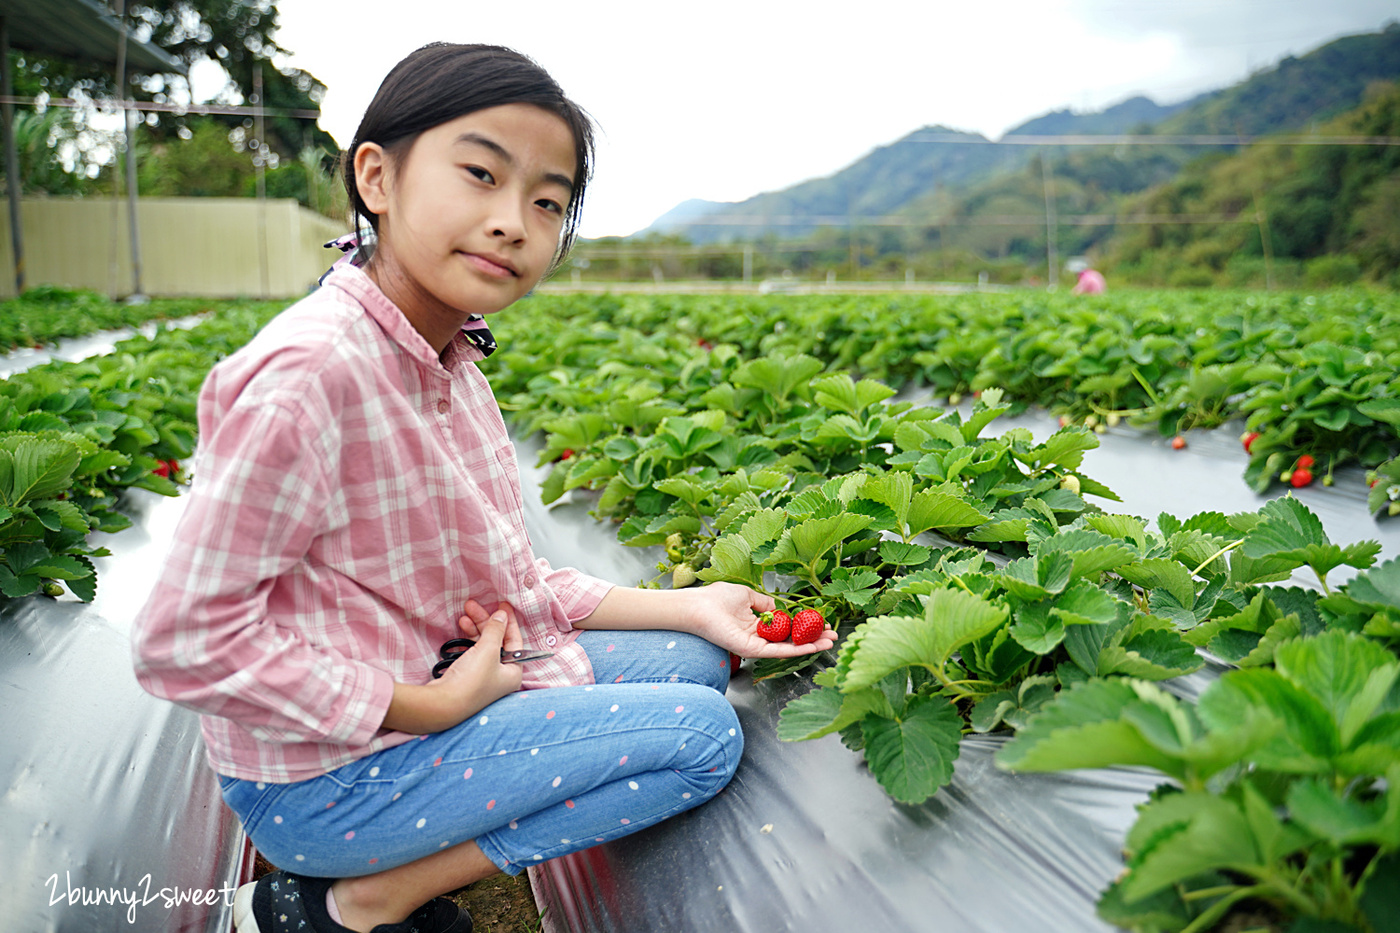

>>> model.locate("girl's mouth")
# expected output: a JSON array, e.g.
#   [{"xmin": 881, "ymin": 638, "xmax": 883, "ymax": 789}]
[{"xmin": 462, "ymin": 252, "xmax": 519, "ymax": 279}]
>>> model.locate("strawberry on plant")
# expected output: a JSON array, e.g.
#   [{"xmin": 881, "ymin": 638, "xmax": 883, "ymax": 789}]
[
  {"xmin": 560, "ymin": 449, "xmax": 574, "ymax": 461},
  {"xmin": 671, "ymin": 563, "xmax": 697, "ymax": 588},
  {"xmin": 1242, "ymin": 431, "xmax": 1260, "ymax": 453},
  {"xmin": 1296, "ymin": 454, "xmax": 1315, "ymax": 470},
  {"xmin": 1171, "ymin": 435, "xmax": 1186, "ymax": 450},
  {"xmin": 1291, "ymin": 468, "xmax": 1314, "ymax": 488},
  {"xmin": 756, "ymin": 610, "xmax": 792, "ymax": 643},
  {"xmin": 791, "ymin": 609, "xmax": 825, "ymax": 646},
  {"xmin": 1060, "ymin": 475, "xmax": 1081, "ymax": 495}
]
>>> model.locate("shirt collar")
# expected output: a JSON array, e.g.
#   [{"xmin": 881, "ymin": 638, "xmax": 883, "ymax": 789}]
[{"xmin": 323, "ymin": 264, "xmax": 490, "ymax": 373}]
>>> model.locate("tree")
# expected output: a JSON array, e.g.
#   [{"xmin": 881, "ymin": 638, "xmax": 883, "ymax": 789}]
[{"xmin": 5, "ymin": 0, "xmax": 333, "ymax": 192}]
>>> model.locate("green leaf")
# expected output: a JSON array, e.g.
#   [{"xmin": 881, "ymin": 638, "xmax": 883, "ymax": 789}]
[
  {"xmin": 1197, "ymin": 668, "xmax": 1340, "ymax": 773},
  {"xmin": 695, "ymin": 534, "xmax": 762, "ymax": 588},
  {"xmin": 1274, "ymin": 629, "xmax": 1399, "ymax": 748},
  {"xmin": 1085, "ymin": 513, "xmax": 1148, "ymax": 549},
  {"xmin": 775, "ymin": 513, "xmax": 875, "ymax": 566},
  {"xmin": 905, "ymin": 487, "xmax": 989, "ymax": 537},
  {"xmin": 777, "ymin": 683, "xmax": 893, "ymax": 742},
  {"xmin": 731, "ymin": 354, "xmax": 825, "ymax": 405},
  {"xmin": 1358, "ymin": 398, "xmax": 1400, "ymax": 425},
  {"xmin": 1237, "ymin": 497, "xmax": 1380, "ymax": 580},
  {"xmin": 862, "ymin": 694, "xmax": 963, "ymax": 804},
  {"xmin": 859, "ymin": 470, "xmax": 913, "ymax": 527},
  {"xmin": 811, "ymin": 373, "xmax": 896, "ymax": 415},
  {"xmin": 0, "ymin": 437, "xmax": 82, "ymax": 507},
  {"xmin": 1050, "ymin": 580, "xmax": 1124, "ymax": 627},
  {"xmin": 1117, "ymin": 558, "xmax": 1197, "ymax": 609},
  {"xmin": 842, "ymin": 589, "xmax": 1009, "ymax": 689},
  {"xmin": 1034, "ymin": 529, "xmax": 1137, "ymax": 579},
  {"xmin": 996, "ymin": 679, "xmax": 1186, "ymax": 777},
  {"xmin": 1009, "ymin": 600, "xmax": 1066, "ymax": 654},
  {"xmin": 27, "ymin": 554, "xmax": 93, "ymax": 581},
  {"xmin": 966, "ymin": 511, "xmax": 1033, "ymax": 543},
  {"xmin": 969, "ymin": 674, "xmax": 1057, "ymax": 733},
  {"xmin": 1098, "ymin": 627, "xmax": 1203, "ymax": 680},
  {"xmin": 998, "ymin": 551, "xmax": 1073, "ymax": 601},
  {"xmin": 1286, "ymin": 776, "xmax": 1400, "ymax": 848},
  {"xmin": 1119, "ymin": 792, "xmax": 1261, "ymax": 903},
  {"xmin": 1025, "ymin": 427, "xmax": 1098, "ymax": 471}
]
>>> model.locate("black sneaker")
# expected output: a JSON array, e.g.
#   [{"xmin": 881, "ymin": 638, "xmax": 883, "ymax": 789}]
[{"xmin": 234, "ymin": 870, "xmax": 473, "ymax": 933}]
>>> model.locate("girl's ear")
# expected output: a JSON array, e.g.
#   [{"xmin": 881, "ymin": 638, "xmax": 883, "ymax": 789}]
[{"xmin": 355, "ymin": 142, "xmax": 390, "ymax": 216}]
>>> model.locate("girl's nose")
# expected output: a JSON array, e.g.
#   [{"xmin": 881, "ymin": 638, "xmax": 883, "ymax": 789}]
[{"xmin": 489, "ymin": 199, "xmax": 528, "ymax": 243}]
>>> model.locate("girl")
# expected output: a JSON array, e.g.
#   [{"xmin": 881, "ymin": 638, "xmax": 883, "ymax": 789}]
[{"xmin": 131, "ymin": 43, "xmax": 834, "ymax": 933}]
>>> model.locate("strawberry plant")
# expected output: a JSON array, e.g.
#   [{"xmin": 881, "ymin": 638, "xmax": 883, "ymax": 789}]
[
  {"xmin": 0, "ymin": 300, "xmax": 282, "ymax": 601},
  {"xmin": 995, "ymin": 630, "xmax": 1400, "ymax": 933},
  {"xmin": 496, "ymin": 289, "xmax": 1400, "ymax": 515}
]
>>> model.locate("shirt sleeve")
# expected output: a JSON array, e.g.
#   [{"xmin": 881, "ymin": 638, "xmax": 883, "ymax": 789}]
[
  {"xmin": 131, "ymin": 380, "xmax": 395, "ymax": 748},
  {"xmin": 535, "ymin": 556, "xmax": 615, "ymax": 628}
]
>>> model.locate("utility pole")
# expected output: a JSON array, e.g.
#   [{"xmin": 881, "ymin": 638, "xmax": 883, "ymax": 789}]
[
  {"xmin": 0, "ymin": 16, "xmax": 24, "ymax": 295},
  {"xmin": 114, "ymin": 0, "xmax": 144, "ymax": 298},
  {"xmin": 1252, "ymin": 186, "xmax": 1275, "ymax": 290},
  {"xmin": 1042, "ymin": 152, "xmax": 1058, "ymax": 289},
  {"xmin": 254, "ymin": 62, "xmax": 270, "ymax": 297}
]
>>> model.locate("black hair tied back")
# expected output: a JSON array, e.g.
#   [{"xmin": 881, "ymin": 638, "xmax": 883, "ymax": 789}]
[{"xmin": 344, "ymin": 43, "xmax": 595, "ymax": 271}]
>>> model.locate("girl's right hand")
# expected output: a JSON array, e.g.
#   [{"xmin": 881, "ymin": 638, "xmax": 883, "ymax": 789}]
[
  {"xmin": 381, "ymin": 602, "xmax": 524, "ymax": 734},
  {"xmin": 437, "ymin": 602, "xmax": 525, "ymax": 707}
]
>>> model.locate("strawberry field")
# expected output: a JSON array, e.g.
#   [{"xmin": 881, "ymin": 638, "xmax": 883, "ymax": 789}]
[{"xmin": 4, "ymin": 285, "xmax": 1400, "ymax": 933}]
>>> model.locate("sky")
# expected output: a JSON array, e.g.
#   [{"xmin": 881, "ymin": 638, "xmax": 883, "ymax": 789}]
[{"xmin": 234, "ymin": 0, "xmax": 1399, "ymax": 238}]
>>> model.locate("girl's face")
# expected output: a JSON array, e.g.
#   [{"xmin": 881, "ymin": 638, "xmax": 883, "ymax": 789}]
[{"xmin": 358, "ymin": 104, "xmax": 577, "ymax": 321}]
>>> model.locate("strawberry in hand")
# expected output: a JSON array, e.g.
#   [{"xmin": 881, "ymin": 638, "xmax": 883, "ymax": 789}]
[
  {"xmin": 755, "ymin": 610, "xmax": 792, "ymax": 642},
  {"xmin": 790, "ymin": 609, "xmax": 826, "ymax": 646}
]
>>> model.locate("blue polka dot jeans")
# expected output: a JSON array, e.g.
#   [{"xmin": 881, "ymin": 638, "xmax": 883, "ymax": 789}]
[{"xmin": 217, "ymin": 630, "xmax": 741, "ymax": 877}]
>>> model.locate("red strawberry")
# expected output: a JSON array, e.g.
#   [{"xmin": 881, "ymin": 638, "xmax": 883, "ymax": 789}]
[
  {"xmin": 756, "ymin": 610, "xmax": 792, "ymax": 642},
  {"xmin": 1171, "ymin": 435, "xmax": 1186, "ymax": 450},
  {"xmin": 560, "ymin": 449, "xmax": 574, "ymax": 461},
  {"xmin": 1291, "ymin": 468, "xmax": 1314, "ymax": 488},
  {"xmin": 729, "ymin": 652, "xmax": 742, "ymax": 674},
  {"xmin": 1296, "ymin": 454, "xmax": 1315, "ymax": 470},
  {"xmin": 1242, "ymin": 431, "xmax": 1260, "ymax": 453},
  {"xmin": 791, "ymin": 609, "xmax": 826, "ymax": 646}
]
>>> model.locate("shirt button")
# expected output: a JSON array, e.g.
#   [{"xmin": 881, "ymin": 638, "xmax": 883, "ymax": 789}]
[
  {"xmin": 437, "ymin": 399, "xmax": 450, "ymax": 414},
  {"xmin": 524, "ymin": 574, "xmax": 537, "ymax": 589},
  {"xmin": 546, "ymin": 634, "xmax": 558, "ymax": 648}
]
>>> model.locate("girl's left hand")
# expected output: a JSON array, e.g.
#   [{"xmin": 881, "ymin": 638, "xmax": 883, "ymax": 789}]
[{"xmin": 684, "ymin": 581, "xmax": 838, "ymax": 658}]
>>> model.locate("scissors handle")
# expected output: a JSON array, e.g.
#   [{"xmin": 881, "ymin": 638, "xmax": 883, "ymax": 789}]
[{"xmin": 431, "ymin": 639, "xmax": 553, "ymax": 677}]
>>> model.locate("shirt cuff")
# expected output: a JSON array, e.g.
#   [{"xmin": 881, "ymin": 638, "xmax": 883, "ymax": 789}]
[
  {"xmin": 324, "ymin": 660, "xmax": 398, "ymax": 747},
  {"xmin": 536, "ymin": 558, "xmax": 615, "ymax": 630}
]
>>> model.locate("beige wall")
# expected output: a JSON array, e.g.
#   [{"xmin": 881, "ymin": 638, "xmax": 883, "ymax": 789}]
[{"xmin": 0, "ymin": 197, "xmax": 350, "ymax": 299}]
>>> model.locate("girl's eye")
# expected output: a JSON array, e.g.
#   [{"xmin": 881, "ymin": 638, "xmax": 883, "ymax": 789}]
[
  {"xmin": 536, "ymin": 199, "xmax": 564, "ymax": 215},
  {"xmin": 467, "ymin": 166, "xmax": 494, "ymax": 184}
]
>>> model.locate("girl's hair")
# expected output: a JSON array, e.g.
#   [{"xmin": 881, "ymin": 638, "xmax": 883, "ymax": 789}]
[{"xmin": 344, "ymin": 43, "xmax": 595, "ymax": 271}]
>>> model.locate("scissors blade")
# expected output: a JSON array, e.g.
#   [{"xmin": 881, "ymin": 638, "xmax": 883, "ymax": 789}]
[{"xmin": 501, "ymin": 648, "xmax": 554, "ymax": 663}]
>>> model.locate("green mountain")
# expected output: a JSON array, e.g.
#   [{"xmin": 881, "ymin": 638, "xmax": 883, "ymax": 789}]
[
  {"xmin": 643, "ymin": 20, "xmax": 1400, "ymax": 274},
  {"xmin": 1109, "ymin": 80, "xmax": 1400, "ymax": 287},
  {"xmin": 648, "ymin": 97, "xmax": 1191, "ymax": 243}
]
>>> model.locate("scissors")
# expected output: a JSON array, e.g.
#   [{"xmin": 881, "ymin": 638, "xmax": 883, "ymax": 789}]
[{"xmin": 431, "ymin": 637, "xmax": 554, "ymax": 678}]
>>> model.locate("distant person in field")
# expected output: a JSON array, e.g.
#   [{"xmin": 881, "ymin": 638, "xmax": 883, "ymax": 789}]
[{"xmin": 1072, "ymin": 267, "xmax": 1106, "ymax": 294}]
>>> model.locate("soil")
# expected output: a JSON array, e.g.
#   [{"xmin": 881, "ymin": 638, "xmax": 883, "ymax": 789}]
[{"xmin": 253, "ymin": 852, "xmax": 543, "ymax": 932}]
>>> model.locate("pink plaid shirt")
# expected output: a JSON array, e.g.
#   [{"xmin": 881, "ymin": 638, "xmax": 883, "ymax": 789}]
[{"xmin": 131, "ymin": 264, "xmax": 614, "ymax": 783}]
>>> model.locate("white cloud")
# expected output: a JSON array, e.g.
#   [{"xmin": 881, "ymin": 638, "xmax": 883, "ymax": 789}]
[{"xmin": 269, "ymin": 0, "xmax": 1396, "ymax": 237}]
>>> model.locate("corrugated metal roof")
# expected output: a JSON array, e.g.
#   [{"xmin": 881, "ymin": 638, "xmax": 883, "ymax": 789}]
[{"xmin": 0, "ymin": 0, "xmax": 185, "ymax": 74}]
